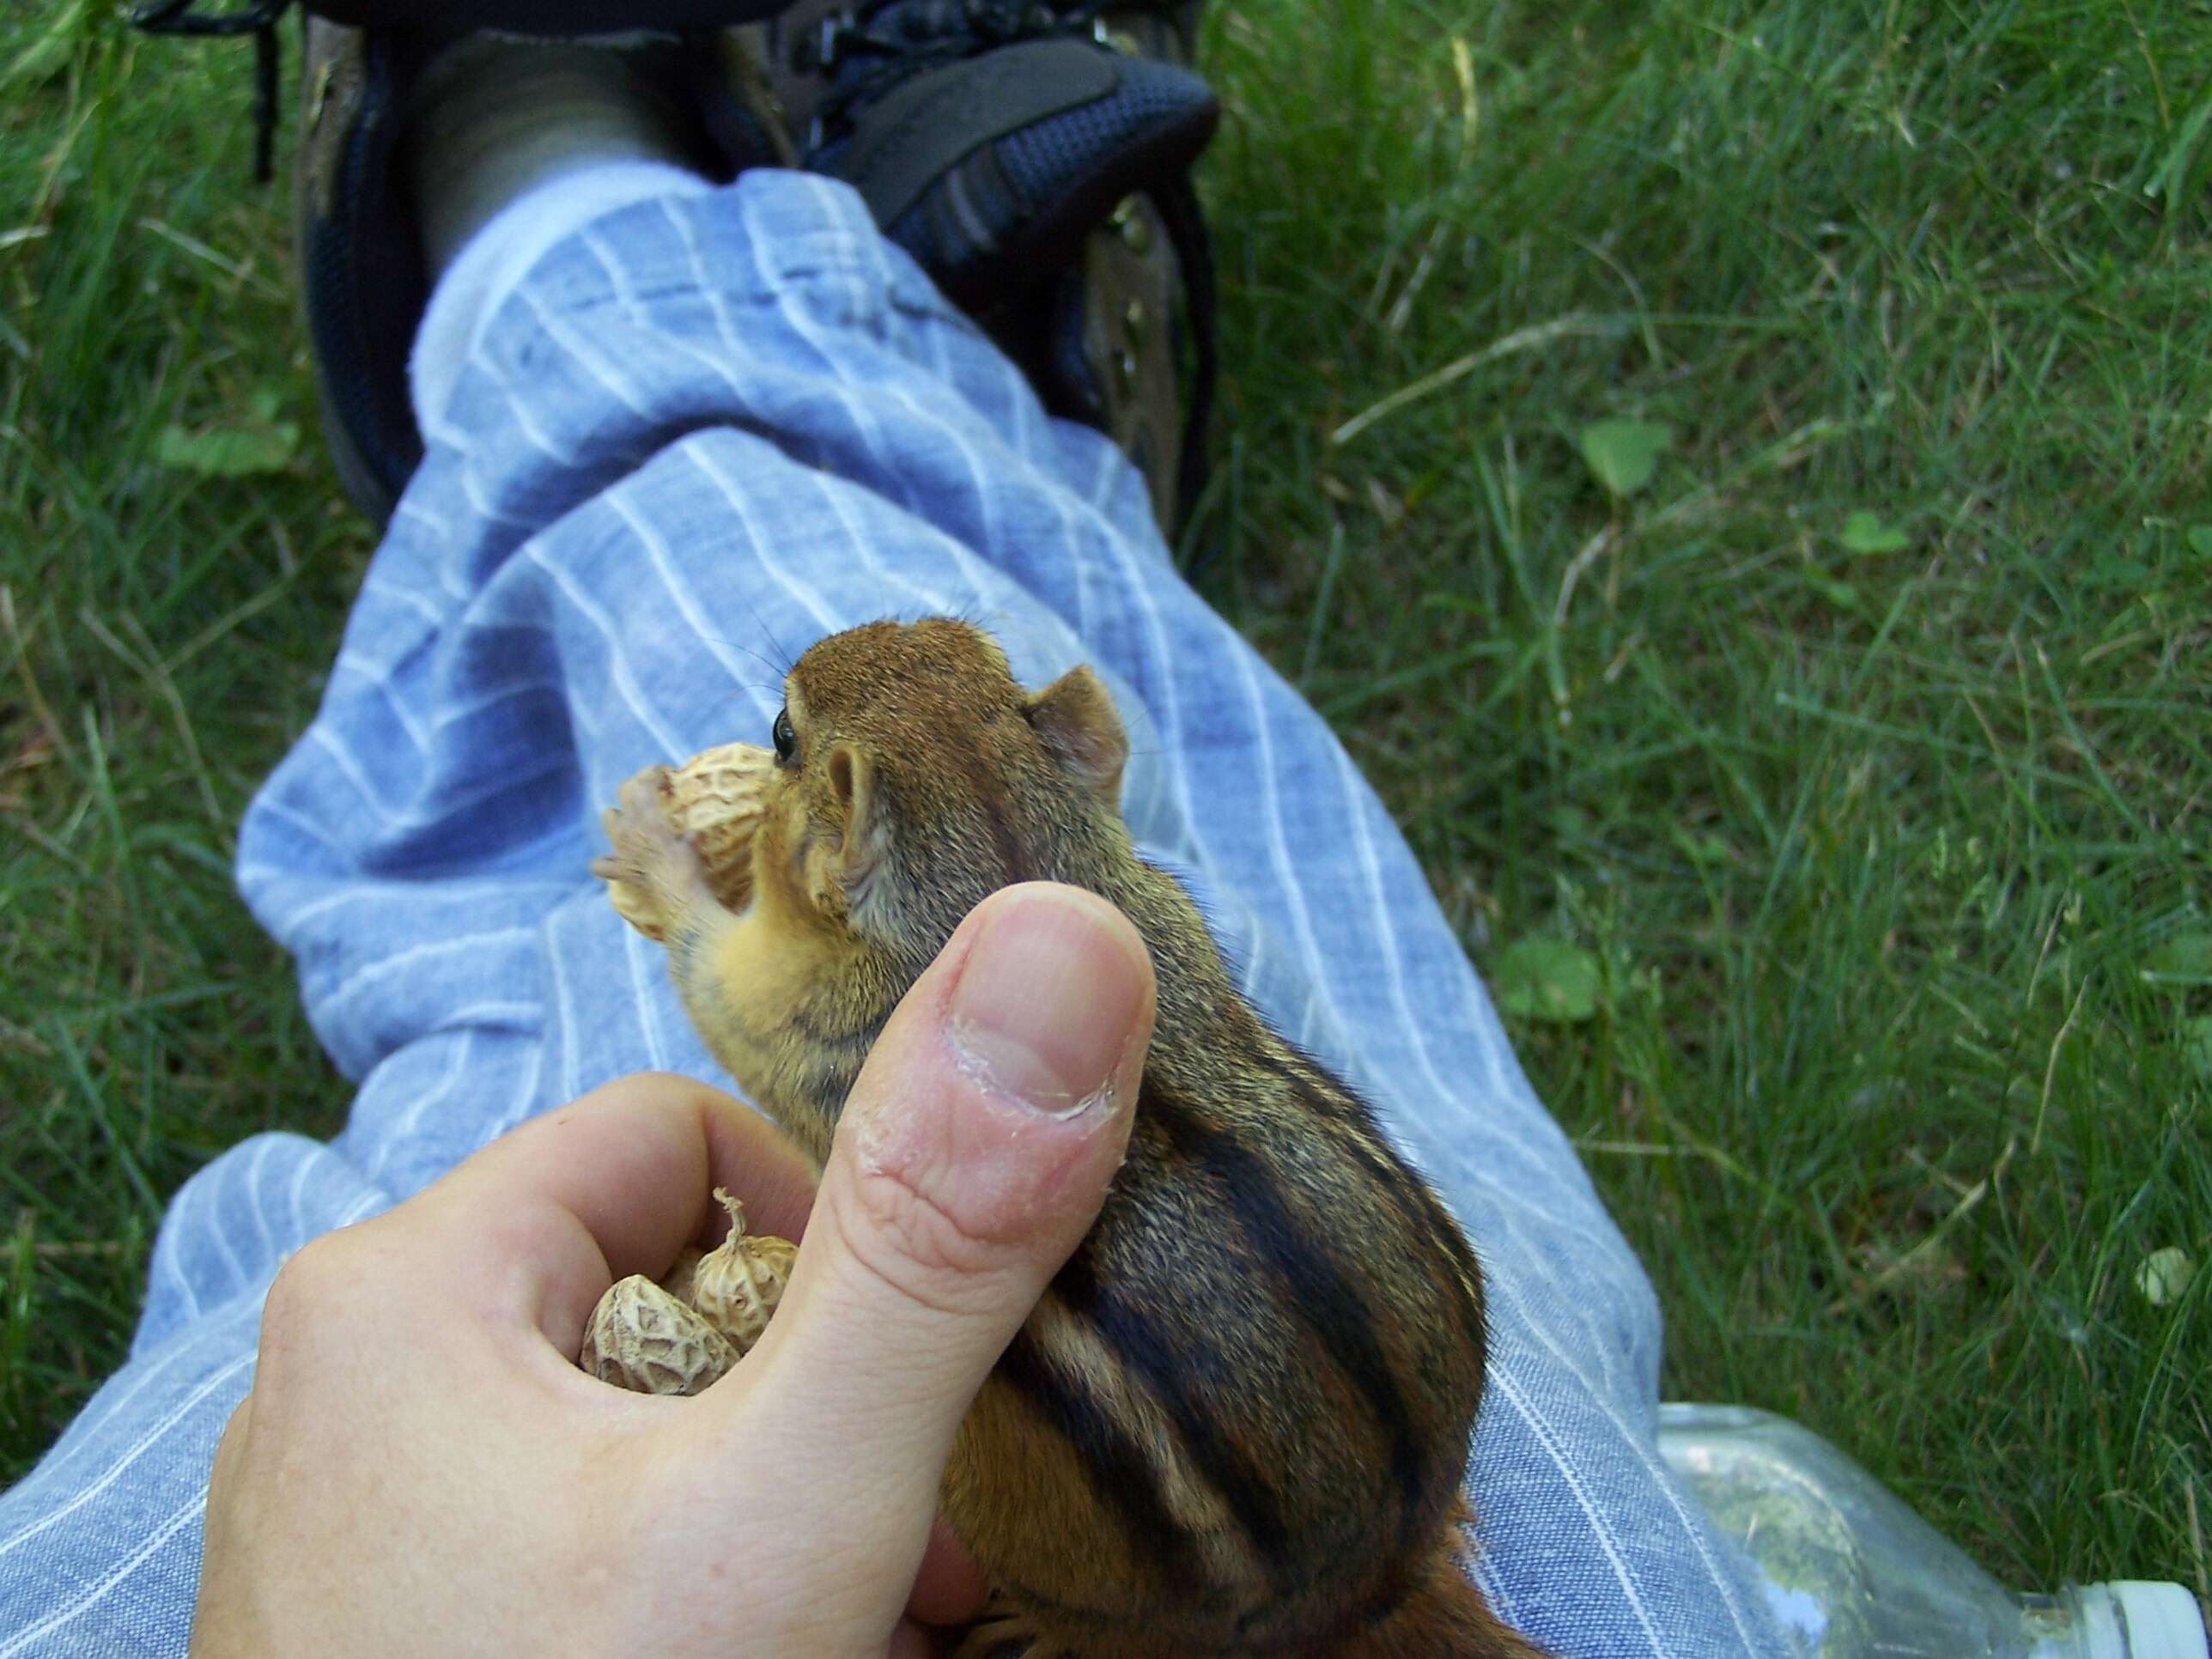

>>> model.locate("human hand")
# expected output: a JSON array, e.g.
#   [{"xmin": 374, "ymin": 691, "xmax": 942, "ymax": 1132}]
[{"xmin": 191, "ymin": 882, "xmax": 1154, "ymax": 1659}]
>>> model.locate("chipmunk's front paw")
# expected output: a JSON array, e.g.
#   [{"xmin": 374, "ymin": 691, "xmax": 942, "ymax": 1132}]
[
  {"xmin": 592, "ymin": 744, "xmax": 774, "ymax": 939},
  {"xmin": 657, "ymin": 742, "xmax": 772, "ymax": 910},
  {"xmin": 592, "ymin": 766, "xmax": 710, "ymax": 942}
]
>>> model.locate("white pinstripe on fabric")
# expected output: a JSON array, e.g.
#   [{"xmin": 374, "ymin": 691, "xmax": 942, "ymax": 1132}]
[
  {"xmin": 544, "ymin": 908, "xmax": 585, "ymax": 1106},
  {"xmin": 414, "ymin": 416, "xmax": 535, "ymax": 540},
  {"xmin": 795, "ymin": 463, "xmax": 981, "ymax": 618},
  {"xmin": 1493, "ymin": 1263, "xmax": 1764, "ymax": 1653},
  {"xmin": 1085, "ymin": 425, "xmax": 1122, "ymax": 508},
  {"xmin": 621, "ymin": 920, "xmax": 671, "ymax": 1072},
  {"xmin": 1224, "ymin": 647, "xmax": 1334, "ymax": 987},
  {"xmin": 519, "ymin": 542, "xmax": 689, "ymax": 757},
  {"xmin": 281, "ymin": 1146, "xmax": 313, "ymax": 1252},
  {"xmin": 987, "ymin": 347, "xmax": 1107, "ymax": 652},
  {"xmin": 316, "ymin": 744, "xmax": 574, "ymax": 836},
  {"xmin": 483, "ymin": 354, "xmax": 592, "ymax": 469},
  {"xmin": 0, "ymin": 1347, "xmax": 254, "ymax": 1566},
  {"xmin": 578, "ymin": 223, "xmax": 799, "ymax": 433},
  {"xmin": 434, "ymin": 999, "xmax": 544, "ymax": 1025},
  {"xmin": 238, "ymin": 1139, "xmax": 277, "ymax": 1285},
  {"xmin": 335, "ymin": 650, "xmax": 433, "ymax": 754},
  {"xmin": 3, "ymin": 1323, "xmax": 204, "ymax": 1494},
  {"xmin": 153, "ymin": 1221, "xmax": 204, "ymax": 1328},
  {"xmin": 723, "ymin": 188, "xmax": 927, "ymax": 519},
  {"xmin": 514, "ymin": 283, "xmax": 656, "ymax": 421},
  {"xmin": 246, "ymin": 789, "xmax": 356, "ymax": 860},
  {"xmin": 784, "ymin": 184, "xmax": 1008, "ymax": 563},
  {"xmin": 1488, "ymin": 1364, "xmax": 1668, "ymax": 1656},
  {"xmin": 631, "ymin": 455, "xmax": 841, "ymax": 645},
  {"xmin": 190, "ymin": 1173, "xmax": 252, "ymax": 1310},
  {"xmin": 360, "ymin": 578, "xmax": 448, "ymax": 629},
  {"xmin": 394, "ymin": 495, "xmax": 454, "ymax": 542},
  {"xmin": 316, "ymin": 927, "xmax": 538, "ymax": 1012},
  {"xmin": 425, "ymin": 678, "xmax": 568, "ymax": 734},
  {"xmin": 478, "ymin": 1037, "xmax": 550, "ymax": 1152},
  {"xmin": 1079, "ymin": 511, "xmax": 1200, "ymax": 836},
  {"xmin": 1325, "ymin": 742, "xmax": 1524, "ymax": 1118},
  {"xmin": 258, "ymin": 875, "xmax": 570, "ymax": 932},
  {"xmin": 306, "ymin": 724, "xmax": 403, "ymax": 817},
  {"xmin": 656, "ymin": 195, "xmax": 753, "ymax": 368},
  {"xmin": 606, "ymin": 483, "xmax": 793, "ymax": 692},
  {"xmin": 334, "ymin": 1185, "xmax": 388, "ymax": 1227},
  {"xmin": 364, "ymin": 1027, "xmax": 476, "ymax": 1182},
  {"xmin": 0, "ymin": 1492, "xmax": 207, "ymax": 1659}
]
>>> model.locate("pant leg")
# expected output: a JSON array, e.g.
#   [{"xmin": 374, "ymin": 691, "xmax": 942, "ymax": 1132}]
[{"xmin": 0, "ymin": 172, "xmax": 1786, "ymax": 1659}]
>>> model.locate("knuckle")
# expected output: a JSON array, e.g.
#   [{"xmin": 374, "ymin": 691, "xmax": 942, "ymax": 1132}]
[
  {"xmin": 832, "ymin": 1165, "xmax": 1032, "ymax": 1323},
  {"xmin": 261, "ymin": 1236, "xmax": 349, "ymax": 1330},
  {"xmin": 254, "ymin": 1236, "xmax": 371, "ymax": 1376}
]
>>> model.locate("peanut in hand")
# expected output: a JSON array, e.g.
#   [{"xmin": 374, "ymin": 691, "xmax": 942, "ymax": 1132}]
[{"xmin": 579, "ymin": 1189, "xmax": 796, "ymax": 1396}]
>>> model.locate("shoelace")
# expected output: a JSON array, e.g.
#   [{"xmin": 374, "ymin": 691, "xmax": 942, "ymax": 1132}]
[{"xmin": 132, "ymin": 0, "xmax": 295, "ymax": 184}]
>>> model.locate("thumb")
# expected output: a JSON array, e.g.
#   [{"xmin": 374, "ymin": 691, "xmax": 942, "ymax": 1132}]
[{"xmin": 739, "ymin": 881, "xmax": 1152, "ymax": 1518}]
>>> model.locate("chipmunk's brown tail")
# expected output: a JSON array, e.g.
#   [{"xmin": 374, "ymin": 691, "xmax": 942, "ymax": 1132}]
[{"xmin": 1329, "ymin": 1538, "xmax": 1551, "ymax": 1659}]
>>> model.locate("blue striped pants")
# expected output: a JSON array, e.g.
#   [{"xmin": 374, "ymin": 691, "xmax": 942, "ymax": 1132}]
[{"xmin": 0, "ymin": 173, "xmax": 1785, "ymax": 1658}]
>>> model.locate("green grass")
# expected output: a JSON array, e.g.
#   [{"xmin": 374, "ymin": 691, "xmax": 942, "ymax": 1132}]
[
  {"xmin": 0, "ymin": 10, "xmax": 363, "ymax": 1473},
  {"xmin": 3, "ymin": 0, "xmax": 2208, "ymax": 1617}
]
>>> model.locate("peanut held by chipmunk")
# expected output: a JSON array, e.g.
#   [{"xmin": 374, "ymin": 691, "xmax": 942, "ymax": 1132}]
[{"xmin": 592, "ymin": 618, "xmax": 1544, "ymax": 1659}]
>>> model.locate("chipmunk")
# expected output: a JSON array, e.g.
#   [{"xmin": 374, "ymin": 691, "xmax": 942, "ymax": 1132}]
[{"xmin": 593, "ymin": 617, "xmax": 1545, "ymax": 1659}]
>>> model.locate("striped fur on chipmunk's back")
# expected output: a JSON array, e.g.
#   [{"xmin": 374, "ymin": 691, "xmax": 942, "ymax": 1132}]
[{"xmin": 647, "ymin": 618, "xmax": 1544, "ymax": 1658}]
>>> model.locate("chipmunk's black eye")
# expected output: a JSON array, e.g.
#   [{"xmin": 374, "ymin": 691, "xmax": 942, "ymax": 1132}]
[{"xmin": 772, "ymin": 708, "xmax": 797, "ymax": 763}]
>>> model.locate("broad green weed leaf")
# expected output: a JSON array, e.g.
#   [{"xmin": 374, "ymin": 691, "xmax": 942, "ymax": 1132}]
[
  {"xmin": 1670, "ymin": 827, "xmax": 1733, "ymax": 867},
  {"xmin": 1491, "ymin": 937, "xmax": 1602, "ymax": 1023},
  {"xmin": 2087, "ymin": 553, "xmax": 2153, "ymax": 589},
  {"xmin": 155, "ymin": 418, "xmax": 299, "ymax": 477},
  {"xmin": 1579, "ymin": 419, "xmax": 1672, "ymax": 498},
  {"xmin": 2136, "ymin": 1247, "xmax": 2195, "ymax": 1308},
  {"xmin": 1803, "ymin": 572, "xmax": 1860, "ymax": 611},
  {"xmin": 2185, "ymin": 525, "xmax": 2212, "ymax": 559},
  {"xmin": 1840, "ymin": 510, "xmax": 1910, "ymax": 555}
]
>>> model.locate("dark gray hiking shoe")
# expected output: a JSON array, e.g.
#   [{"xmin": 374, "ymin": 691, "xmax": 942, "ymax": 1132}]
[{"xmin": 752, "ymin": 1, "xmax": 1219, "ymax": 537}]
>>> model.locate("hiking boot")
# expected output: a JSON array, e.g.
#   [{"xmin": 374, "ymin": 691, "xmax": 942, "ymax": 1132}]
[
  {"xmin": 135, "ymin": 3, "xmax": 785, "ymax": 526},
  {"xmin": 750, "ymin": 1, "xmax": 1219, "ymax": 537}
]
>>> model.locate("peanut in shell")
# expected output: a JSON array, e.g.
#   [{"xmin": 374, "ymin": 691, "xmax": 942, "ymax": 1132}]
[
  {"xmin": 688, "ymin": 1188, "xmax": 797, "ymax": 1352},
  {"xmin": 658, "ymin": 741, "xmax": 774, "ymax": 912},
  {"xmin": 579, "ymin": 1276, "xmax": 740, "ymax": 1396},
  {"xmin": 599, "ymin": 741, "xmax": 775, "ymax": 939},
  {"xmin": 577, "ymin": 1187, "xmax": 798, "ymax": 1397}
]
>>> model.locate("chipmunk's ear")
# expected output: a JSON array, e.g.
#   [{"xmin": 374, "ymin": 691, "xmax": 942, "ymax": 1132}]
[
  {"xmin": 1025, "ymin": 665, "xmax": 1127, "ymax": 806},
  {"xmin": 823, "ymin": 743, "xmax": 891, "ymax": 920}
]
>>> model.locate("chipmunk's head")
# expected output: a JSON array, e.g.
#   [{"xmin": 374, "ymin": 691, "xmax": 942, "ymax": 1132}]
[{"xmin": 759, "ymin": 618, "xmax": 1130, "ymax": 963}]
